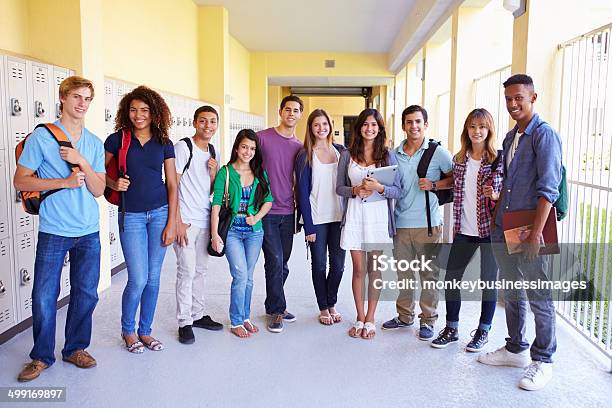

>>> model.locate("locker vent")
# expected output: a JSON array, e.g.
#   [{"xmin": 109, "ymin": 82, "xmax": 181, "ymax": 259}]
[
  {"xmin": 14, "ymin": 132, "xmax": 27, "ymax": 144},
  {"xmin": 64, "ymin": 277, "xmax": 70, "ymax": 288},
  {"xmin": 55, "ymin": 75, "xmax": 66, "ymax": 86},
  {"xmin": 35, "ymin": 71, "xmax": 47, "ymax": 83},
  {"xmin": 0, "ymin": 308, "xmax": 11, "ymax": 324},
  {"xmin": 18, "ymin": 216, "xmax": 32, "ymax": 230},
  {"xmin": 105, "ymin": 84, "xmax": 112, "ymax": 95},
  {"xmin": 11, "ymin": 67, "xmax": 24, "ymax": 79},
  {"xmin": 111, "ymin": 252, "xmax": 118, "ymax": 262},
  {"xmin": 0, "ymin": 241, "xmax": 7, "ymax": 257},
  {"xmin": 0, "ymin": 222, "xmax": 6, "ymax": 236},
  {"xmin": 24, "ymin": 297, "xmax": 32, "ymax": 311},
  {"xmin": 19, "ymin": 234, "xmax": 32, "ymax": 250}
]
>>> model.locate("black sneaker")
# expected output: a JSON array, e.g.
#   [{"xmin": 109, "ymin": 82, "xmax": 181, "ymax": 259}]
[
  {"xmin": 430, "ymin": 327, "xmax": 459, "ymax": 348},
  {"xmin": 268, "ymin": 314, "xmax": 284, "ymax": 333},
  {"xmin": 193, "ymin": 315, "xmax": 223, "ymax": 331},
  {"xmin": 282, "ymin": 311, "xmax": 296, "ymax": 323},
  {"xmin": 178, "ymin": 325, "xmax": 195, "ymax": 344},
  {"xmin": 466, "ymin": 329, "xmax": 489, "ymax": 352},
  {"xmin": 381, "ymin": 316, "xmax": 414, "ymax": 330}
]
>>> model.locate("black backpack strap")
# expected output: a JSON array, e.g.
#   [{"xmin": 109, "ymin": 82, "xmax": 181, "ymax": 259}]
[
  {"xmin": 180, "ymin": 137, "xmax": 193, "ymax": 173},
  {"xmin": 490, "ymin": 149, "xmax": 503, "ymax": 173},
  {"xmin": 417, "ymin": 140, "xmax": 439, "ymax": 236},
  {"xmin": 209, "ymin": 143, "xmax": 216, "ymax": 159}
]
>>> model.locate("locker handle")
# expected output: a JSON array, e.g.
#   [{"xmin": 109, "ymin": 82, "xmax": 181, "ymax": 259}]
[
  {"xmin": 55, "ymin": 102, "xmax": 61, "ymax": 119},
  {"xmin": 63, "ymin": 254, "xmax": 70, "ymax": 267},
  {"xmin": 0, "ymin": 280, "xmax": 6, "ymax": 295},
  {"xmin": 11, "ymin": 98, "xmax": 22, "ymax": 116},
  {"xmin": 109, "ymin": 232, "xmax": 116, "ymax": 243},
  {"xmin": 21, "ymin": 268, "xmax": 32, "ymax": 285},
  {"xmin": 34, "ymin": 101, "xmax": 46, "ymax": 118},
  {"xmin": 105, "ymin": 108, "xmax": 112, "ymax": 122}
]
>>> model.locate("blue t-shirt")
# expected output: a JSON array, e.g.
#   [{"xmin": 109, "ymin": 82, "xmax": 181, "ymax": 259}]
[
  {"xmin": 18, "ymin": 121, "xmax": 105, "ymax": 237},
  {"xmin": 394, "ymin": 139, "xmax": 453, "ymax": 228},
  {"xmin": 104, "ymin": 130, "xmax": 175, "ymax": 213}
]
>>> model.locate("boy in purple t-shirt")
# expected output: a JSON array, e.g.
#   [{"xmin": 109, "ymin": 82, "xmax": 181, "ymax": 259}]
[{"xmin": 257, "ymin": 95, "xmax": 304, "ymax": 333}]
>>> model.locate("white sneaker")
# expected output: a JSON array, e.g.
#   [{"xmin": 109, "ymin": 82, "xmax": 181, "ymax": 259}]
[
  {"xmin": 477, "ymin": 345, "xmax": 531, "ymax": 367},
  {"xmin": 519, "ymin": 361, "xmax": 553, "ymax": 391}
]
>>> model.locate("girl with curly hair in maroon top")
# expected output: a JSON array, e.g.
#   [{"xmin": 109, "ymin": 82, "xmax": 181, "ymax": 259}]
[{"xmin": 104, "ymin": 85, "xmax": 178, "ymax": 354}]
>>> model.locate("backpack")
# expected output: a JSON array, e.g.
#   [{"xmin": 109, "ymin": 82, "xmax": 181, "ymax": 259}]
[
  {"xmin": 531, "ymin": 122, "xmax": 568, "ymax": 221},
  {"xmin": 180, "ymin": 137, "xmax": 216, "ymax": 174},
  {"xmin": 15, "ymin": 123, "xmax": 80, "ymax": 215},
  {"xmin": 416, "ymin": 139, "xmax": 453, "ymax": 236},
  {"xmin": 104, "ymin": 129, "xmax": 132, "ymax": 231},
  {"xmin": 486, "ymin": 149, "xmax": 503, "ymax": 215},
  {"xmin": 104, "ymin": 129, "xmax": 132, "ymax": 206}
]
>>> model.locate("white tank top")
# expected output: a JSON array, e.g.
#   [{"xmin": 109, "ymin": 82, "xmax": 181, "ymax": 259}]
[{"xmin": 310, "ymin": 148, "xmax": 343, "ymax": 225}]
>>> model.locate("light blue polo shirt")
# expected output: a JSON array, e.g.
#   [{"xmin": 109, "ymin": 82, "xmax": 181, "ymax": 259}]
[
  {"xmin": 394, "ymin": 138, "xmax": 453, "ymax": 229},
  {"xmin": 18, "ymin": 121, "xmax": 105, "ymax": 237}
]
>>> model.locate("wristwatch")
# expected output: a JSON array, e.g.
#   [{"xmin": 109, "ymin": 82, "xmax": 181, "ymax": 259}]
[{"xmin": 431, "ymin": 181, "xmax": 437, "ymax": 192}]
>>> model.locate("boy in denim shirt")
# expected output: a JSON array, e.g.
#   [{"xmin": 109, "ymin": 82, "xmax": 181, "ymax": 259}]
[{"xmin": 478, "ymin": 74, "xmax": 563, "ymax": 392}]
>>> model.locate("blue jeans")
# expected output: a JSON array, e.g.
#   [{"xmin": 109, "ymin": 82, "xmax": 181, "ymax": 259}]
[
  {"xmin": 444, "ymin": 233, "xmax": 497, "ymax": 331},
  {"xmin": 262, "ymin": 214, "xmax": 294, "ymax": 315},
  {"xmin": 120, "ymin": 205, "xmax": 169, "ymax": 336},
  {"xmin": 309, "ymin": 222, "xmax": 345, "ymax": 310},
  {"xmin": 30, "ymin": 231, "xmax": 101, "ymax": 366},
  {"xmin": 492, "ymin": 228, "xmax": 557, "ymax": 363},
  {"xmin": 225, "ymin": 229, "xmax": 264, "ymax": 326}
]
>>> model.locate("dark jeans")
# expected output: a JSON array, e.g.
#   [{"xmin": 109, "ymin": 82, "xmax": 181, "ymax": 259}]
[
  {"xmin": 30, "ymin": 231, "xmax": 101, "ymax": 366},
  {"xmin": 262, "ymin": 214, "xmax": 294, "ymax": 315},
  {"xmin": 309, "ymin": 222, "xmax": 345, "ymax": 311},
  {"xmin": 445, "ymin": 233, "xmax": 497, "ymax": 331},
  {"xmin": 492, "ymin": 228, "xmax": 557, "ymax": 363}
]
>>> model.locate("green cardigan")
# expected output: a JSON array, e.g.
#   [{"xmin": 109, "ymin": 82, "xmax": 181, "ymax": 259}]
[{"xmin": 212, "ymin": 164, "xmax": 273, "ymax": 231}]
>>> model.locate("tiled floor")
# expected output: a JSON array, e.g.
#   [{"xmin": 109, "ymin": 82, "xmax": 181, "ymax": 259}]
[{"xmin": 0, "ymin": 234, "xmax": 610, "ymax": 407}]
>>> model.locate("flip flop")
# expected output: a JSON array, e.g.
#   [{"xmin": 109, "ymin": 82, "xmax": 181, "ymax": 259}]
[
  {"xmin": 231, "ymin": 325, "xmax": 250, "ymax": 338},
  {"xmin": 319, "ymin": 314, "xmax": 333, "ymax": 325},
  {"xmin": 121, "ymin": 334, "xmax": 144, "ymax": 354},
  {"xmin": 349, "ymin": 321, "xmax": 364, "ymax": 338},
  {"xmin": 244, "ymin": 320, "xmax": 259, "ymax": 333},
  {"xmin": 330, "ymin": 311, "xmax": 342, "ymax": 323},
  {"xmin": 361, "ymin": 322, "xmax": 376, "ymax": 340},
  {"xmin": 139, "ymin": 336, "xmax": 164, "ymax": 351}
]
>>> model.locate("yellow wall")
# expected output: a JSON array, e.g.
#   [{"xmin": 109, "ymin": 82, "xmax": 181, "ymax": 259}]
[
  {"xmin": 295, "ymin": 96, "xmax": 365, "ymax": 142},
  {"xmin": 229, "ymin": 35, "xmax": 250, "ymax": 112},
  {"xmin": 0, "ymin": 0, "xmax": 29, "ymax": 55},
  {"xmin": 103, "ymin": 0, "xmax": 200, "ymax": 99}
]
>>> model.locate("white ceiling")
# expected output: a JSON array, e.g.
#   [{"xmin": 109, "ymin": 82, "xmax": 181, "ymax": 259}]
[
  {"xmin": 194, "ymin": 0, "xmax": 417, "ymax": 53},
  {"xmin": 193, "ymin": 0, "xmax": 468, "ymax": 73}
]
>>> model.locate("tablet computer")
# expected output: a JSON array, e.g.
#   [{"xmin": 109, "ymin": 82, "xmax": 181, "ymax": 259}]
[{"xmin": 361, "ymin": 165, "xmax": 398, "ymax": 203}]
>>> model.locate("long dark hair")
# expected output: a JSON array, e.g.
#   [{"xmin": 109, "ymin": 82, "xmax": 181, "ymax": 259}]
[
  {"xmin": 349, "ymin": 108, "xmax": 388, "ymax": 167},
  {"xmin": 229, "ymin": 129, "xmax": 270, "ymax": 209},
  {"xmin": 115, "ymin": 85, "xmax": 172, "ymax": 145}
]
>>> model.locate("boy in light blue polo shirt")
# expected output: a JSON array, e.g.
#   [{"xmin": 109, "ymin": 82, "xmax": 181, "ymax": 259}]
[
  {"xmin": 381, "ymin": 105, "xmax": 453, "ymax": 340},
  {"xmin": 14, "ymin": 76, "xmax": 106, "ymax": 383}
]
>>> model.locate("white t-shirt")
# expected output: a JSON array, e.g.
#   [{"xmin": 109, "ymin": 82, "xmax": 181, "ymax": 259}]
[
  {"xmin": 507, "ymin": 131, "xmax": 523, "ymax": 167},
  {"xmin": 174, "ymin": 138, "xmax": 213, "ymax": 228},
  {"xmin": 310, "ymin": 147, "xmax": 343, "ymax": 225},
  {"xmin": 460, "ymin": 157, "xmax": 481, "ymax": 237}
]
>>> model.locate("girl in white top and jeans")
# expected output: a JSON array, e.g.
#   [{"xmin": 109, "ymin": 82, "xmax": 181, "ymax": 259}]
[{"xmin": 295, "ymin": 109, "xmax": 346, "ymax": 326}]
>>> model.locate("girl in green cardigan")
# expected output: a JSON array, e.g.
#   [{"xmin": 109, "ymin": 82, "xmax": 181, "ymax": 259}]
[{"xmin": 211, "ymin": 129, "xmax": 273, "ymax": 338}]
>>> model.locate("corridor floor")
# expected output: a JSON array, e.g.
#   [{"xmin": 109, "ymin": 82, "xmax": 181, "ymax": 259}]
[{"xmin": 1, "ymin": 233, "xmax": 610, "ymax": 407}]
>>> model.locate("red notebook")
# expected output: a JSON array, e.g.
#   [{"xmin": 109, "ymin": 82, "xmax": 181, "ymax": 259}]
[{"xmin": 502, "ymin": 208, "xmax": 559, "ymax": 255}]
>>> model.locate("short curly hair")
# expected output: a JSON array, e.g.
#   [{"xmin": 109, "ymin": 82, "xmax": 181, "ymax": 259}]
[{"xmin": 114, "ymin": 85, "xmax": 172, "ymax": 145}]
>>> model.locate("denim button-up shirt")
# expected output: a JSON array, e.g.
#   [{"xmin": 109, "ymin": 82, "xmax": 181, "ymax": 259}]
[{"xmin": 494, "ymin": 113, "xmax": 563, "ymax": 230}]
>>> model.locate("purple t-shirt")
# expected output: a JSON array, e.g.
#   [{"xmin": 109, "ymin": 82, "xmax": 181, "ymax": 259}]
[{"xmin": 257, "ymin": 127, "xmax": 302, "ymax": 215}]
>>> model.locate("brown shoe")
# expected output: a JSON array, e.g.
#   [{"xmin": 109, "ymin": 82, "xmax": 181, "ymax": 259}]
[
  {"xmin": 18, "ymin": 360, "xmax": 48, "ymax": 382},
  {"xmin": 62, "ymin": 350, "xmax": 97, "ymax": 368}
]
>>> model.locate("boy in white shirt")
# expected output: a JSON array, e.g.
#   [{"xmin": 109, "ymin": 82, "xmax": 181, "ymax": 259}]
[{"xmin": 174, "ymin": 106, "xmax": 223, "ymax": 344}]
